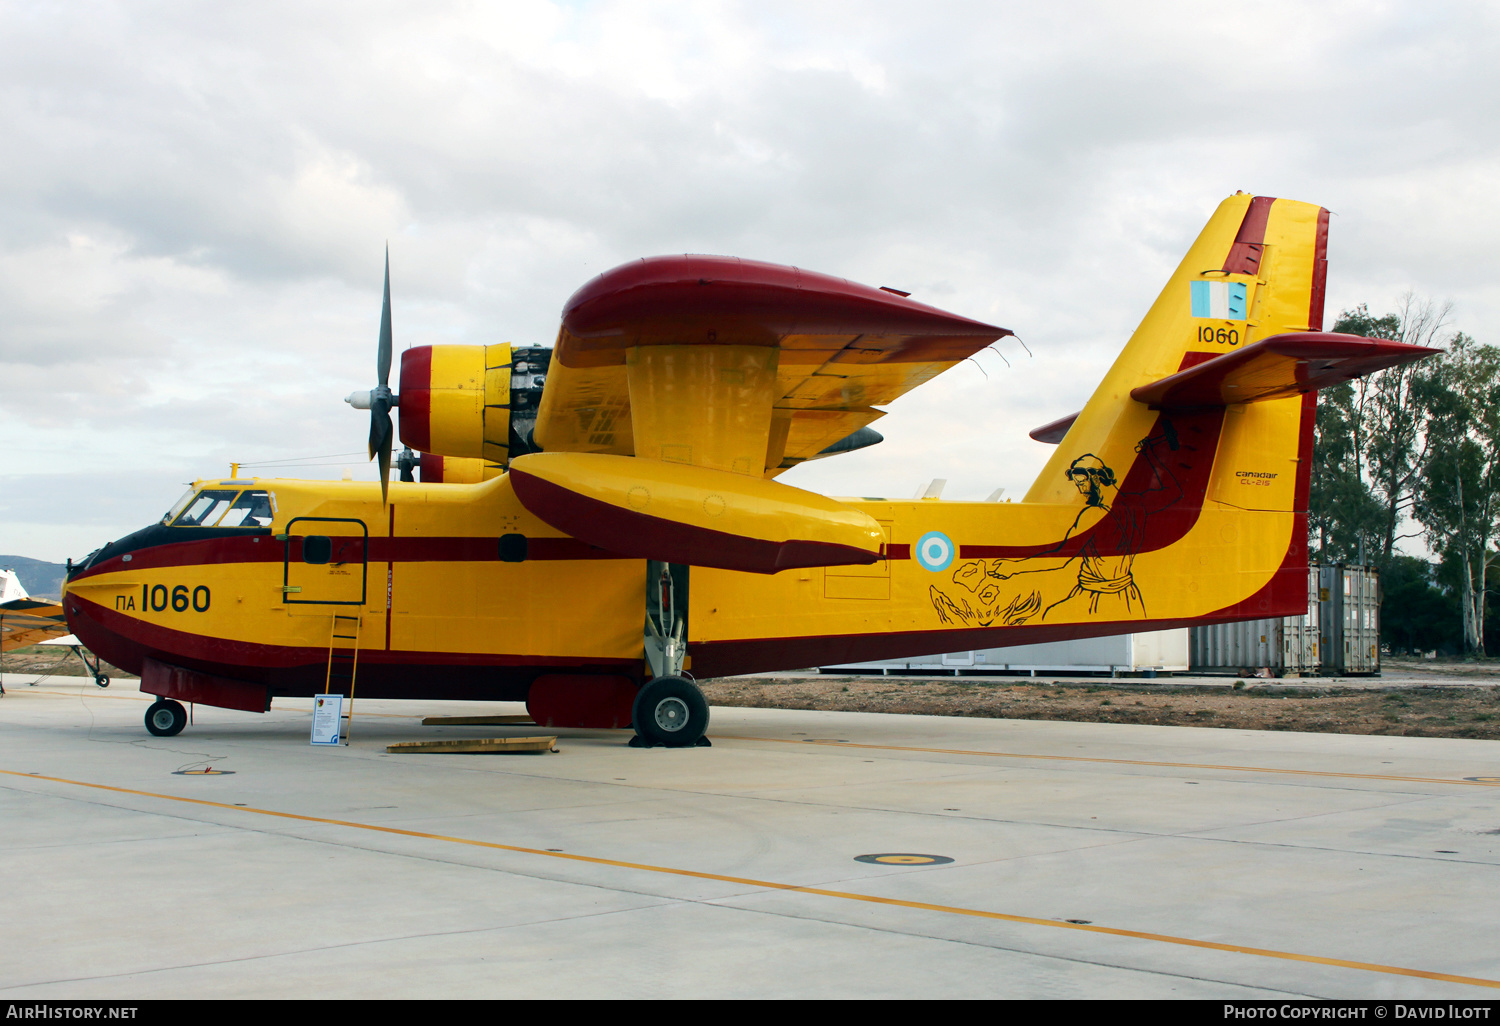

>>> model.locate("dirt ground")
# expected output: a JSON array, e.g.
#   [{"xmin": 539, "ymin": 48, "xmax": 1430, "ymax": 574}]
[
  {"xmin": 1382, "ymin": 657, "xmax": 1500, "ymax": 679},
  {"xmin": 1, "ymin": 644, "xmax": 134, "ymax": 682},
  {"xmin": 701, "ymin": 672, "xmax": 1500, "ymax": 740},
  {"xmin": 9, "ymin": 643, "xmax": 1500, "ymax": 740}
]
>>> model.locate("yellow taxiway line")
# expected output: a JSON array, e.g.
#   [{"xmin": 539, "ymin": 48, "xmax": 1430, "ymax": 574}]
[
  {"xmin": 2, "ymin": 767, "xmax": 1496, "ymax": 991},
  {"xmin": 0, "ymin": 687, "xmax": 152, "ymax": 702},
  {"xmin": 4, "ymin": 692, "xmax": 1489, "ymax": 786},
  {"xmin": 714, "ymin": 734, "xmax": 1500, "ymax": 789}
]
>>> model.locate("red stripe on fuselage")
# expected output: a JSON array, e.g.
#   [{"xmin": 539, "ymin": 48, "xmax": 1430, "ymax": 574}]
[
  {"xmin": 64, "ymin": 592, "xmax": 637, "ymax": 699},
  {"xmin": 68, "ymin": 534, "xmax": 626, "ymax": 581},
  {"xmin": 961, "ymin": 405, "xmax": 1225, "ymax": 559}
]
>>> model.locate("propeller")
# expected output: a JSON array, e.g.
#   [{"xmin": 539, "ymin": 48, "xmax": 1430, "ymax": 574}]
[
  {"xmin": 345, "ymin": 248, "xmax": 399, "ymax": 504},
  {"xmin": 396, "ymin": 446, "xmax": 418, "ymax": 482}
]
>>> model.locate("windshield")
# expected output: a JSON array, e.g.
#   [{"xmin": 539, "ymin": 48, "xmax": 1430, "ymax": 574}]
[
  {"xmin": 169, "ymin": 489, "xmax": 275, "ymax": 528},
  {"xmin": 162, "ymin": 488, "xmax": 196, "ymax": 525}
]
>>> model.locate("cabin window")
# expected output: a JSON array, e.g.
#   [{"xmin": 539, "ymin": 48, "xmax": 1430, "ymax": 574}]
[{"xmin": 302, "ymin": 536, "xmax": 332, "ymax": 564}]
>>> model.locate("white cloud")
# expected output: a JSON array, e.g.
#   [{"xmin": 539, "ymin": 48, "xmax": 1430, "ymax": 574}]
[{"xmin": 1, "ymin": 0, "xmax": 1496, "ymax": 560}]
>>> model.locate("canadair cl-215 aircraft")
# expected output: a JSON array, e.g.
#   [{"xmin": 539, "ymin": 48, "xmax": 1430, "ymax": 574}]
[{"xmin": 62, "ymin": 193, "xmax": 1435, "ymax": 747}]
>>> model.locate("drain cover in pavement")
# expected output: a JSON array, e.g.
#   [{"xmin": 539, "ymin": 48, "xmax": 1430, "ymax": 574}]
[{"xmin": 854, "ymin": 853, "xmax": 953, "ymax": 865}]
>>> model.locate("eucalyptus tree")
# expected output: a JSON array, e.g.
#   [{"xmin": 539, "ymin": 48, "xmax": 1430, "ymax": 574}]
[
  {"xmin": 1339, "ymin": 297, "xmax": 1453, "ymax": 560},
  {"xmin": 1313, "ymin": 304, "xmax": 1407, "ymax": 563},
  {"xmin": 1308, "ymin": 378, "xmax": 1383, "ymax": 562},
  {"xmin": 1414, "ymin": 333, "xmax": 1500, "ymax": 654}
]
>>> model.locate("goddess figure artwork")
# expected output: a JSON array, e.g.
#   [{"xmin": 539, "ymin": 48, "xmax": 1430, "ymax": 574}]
[{"xmin": 931, "ymin": 430, "xmax": 1182, "ymax": 627}]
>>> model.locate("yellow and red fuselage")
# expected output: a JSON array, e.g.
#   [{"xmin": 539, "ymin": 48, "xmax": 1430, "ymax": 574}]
[{"xmin": 60, "ymin": 193, "xmax": 1432, "ymax": 718}]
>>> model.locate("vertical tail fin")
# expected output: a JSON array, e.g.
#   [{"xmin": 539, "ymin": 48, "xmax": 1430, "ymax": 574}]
[{"xmin": 1025, "ymin": 193, "xmax": 1329, "ymax": 512}]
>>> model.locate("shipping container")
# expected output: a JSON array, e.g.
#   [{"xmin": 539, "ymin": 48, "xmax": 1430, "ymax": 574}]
[
  {"xmin": 821, "ymin": 628, "xmax": 1190, "ymax": 676},
  {"xmin": 1189, "ymin": 568, "xmax": 1320, "ymax": 675},
  {"xmin": 1189, "ymin": 565, "xmax": 1380, "ymax": 676},
  {"xmin": 1320, "ymin": 564, "xmax": 1380, "ymax": 674}
]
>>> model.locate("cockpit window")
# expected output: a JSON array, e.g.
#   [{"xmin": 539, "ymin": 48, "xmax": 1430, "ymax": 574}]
[
  {"xmin": 219, "ymin": 491, "xmax": 275, "ymax": 527},
  {"xmin": 162, "ymin": 488, "xmax": 197, "ymax": 525},
  {"xmin": 169, "ymin": 489, "xmax": 276, "ymax": 528},
  {"xmin": 173, "ymin": 490, "xmax": 239, "ymax": 527}
]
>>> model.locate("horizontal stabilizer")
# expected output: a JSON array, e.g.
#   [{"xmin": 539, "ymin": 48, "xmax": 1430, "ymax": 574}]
[
  {"xmin": 1029, "ymin": 411, "xmax": 1079, "ymax": 444},
  {"xmin": 1130, "ymin": 333, "xmax": 1440, "ymax": 409},
  {"xmin": 510, "ymin": 452, "xmax": 884, "ymax": 574}
]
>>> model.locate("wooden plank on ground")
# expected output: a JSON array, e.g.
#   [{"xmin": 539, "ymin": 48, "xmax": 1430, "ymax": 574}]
[
  {"xmin": 386, "ymin": 736, "xmax": 558, "ymax": 754},
  {"xmin": 421, "ymin": 715, "xmax": 536, "ymax": 726}
]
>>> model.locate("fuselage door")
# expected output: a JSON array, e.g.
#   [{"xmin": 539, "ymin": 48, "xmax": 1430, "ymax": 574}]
[{"xmin": 284, "ymin": 517, "xmax": 368, "ymax": 606}]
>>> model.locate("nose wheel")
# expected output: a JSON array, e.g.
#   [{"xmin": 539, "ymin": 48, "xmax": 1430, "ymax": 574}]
[
  {"xmin": 630, "ymin": 676, "xmax": 710, "ymax": 748},
  {"xmin": 145, "ymin": 699, "xmax": 187, "ymax": 737}
]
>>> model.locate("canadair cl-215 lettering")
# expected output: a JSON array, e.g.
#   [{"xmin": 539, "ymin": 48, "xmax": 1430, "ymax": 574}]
[{"xmin": 62, "ymin": 194, "xmax": 1436, "ymax": 747}]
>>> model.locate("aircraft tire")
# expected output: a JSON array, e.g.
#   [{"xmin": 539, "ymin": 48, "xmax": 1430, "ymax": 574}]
[
  {"xmin": 632, "ymin": 676, "xmax": 709, "ymax": 747},
  {"xmin": 95, "ymin": 676, "xmax": 110, "ymax": 689},
  {"xmin": 145, "ymin": 699, "xmax": 187, "ymax": 737}
]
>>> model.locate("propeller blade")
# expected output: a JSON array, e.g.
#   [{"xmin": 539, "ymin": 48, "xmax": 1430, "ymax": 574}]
[
  {"xmin": 376, "ymin": 427, "xmax": 393, "ymax": 507},
  {"xmin": 368, "ymin": 398, "xmax": 393, "ymax": 460},
  {"xmin": 377, "ymin": 246, "xmax": 392, "ymax": 388},
  {"xmin": 369, "ymin": 394, "xmax": 394, "ymax": 505}
]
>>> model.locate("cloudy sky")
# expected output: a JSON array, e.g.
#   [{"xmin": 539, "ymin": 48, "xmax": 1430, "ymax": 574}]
[{"xmin": 2, "ymin": 0, "xmax": 1496, "ymax": 562}]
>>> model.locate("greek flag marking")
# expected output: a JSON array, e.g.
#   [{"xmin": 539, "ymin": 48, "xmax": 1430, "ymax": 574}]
[{"xmin": 1190, "ymin": 280, "xmax": 1247, "ymax": 320}]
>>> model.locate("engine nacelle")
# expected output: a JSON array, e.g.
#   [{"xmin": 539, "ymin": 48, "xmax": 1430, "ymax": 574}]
[{"xmin": 398, "ymin": 343, "xmax": 549, "ymax": 471}]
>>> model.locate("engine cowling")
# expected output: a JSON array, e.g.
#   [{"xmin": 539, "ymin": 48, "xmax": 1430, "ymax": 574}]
[{"xmin": 398, "ymin": 343, "xmax": 550, "ymax": 476}]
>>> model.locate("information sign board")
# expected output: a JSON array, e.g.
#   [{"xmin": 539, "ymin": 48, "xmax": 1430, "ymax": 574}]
[{"xmin": 311, "ymin": 694, "xmax": 343, "ymax": 746}]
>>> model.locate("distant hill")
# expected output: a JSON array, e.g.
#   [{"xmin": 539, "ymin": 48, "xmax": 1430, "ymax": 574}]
[{"xmin": 0, "ymin": 556, "xmax": 66, "ymax": 600}]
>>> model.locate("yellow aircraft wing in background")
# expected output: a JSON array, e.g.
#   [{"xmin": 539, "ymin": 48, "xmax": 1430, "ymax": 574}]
[{"xmin": 1, "ymin": 598, "xmax": 70, "ymax": 653}]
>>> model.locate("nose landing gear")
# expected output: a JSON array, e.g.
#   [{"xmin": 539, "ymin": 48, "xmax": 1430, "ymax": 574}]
[{"xmin": 145, "ymin": 699, "xmax": 187, "ymax": 737}]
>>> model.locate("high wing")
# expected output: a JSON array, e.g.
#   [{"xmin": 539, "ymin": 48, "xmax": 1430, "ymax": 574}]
[
  {"xmin": 510, "ymin": 256, "xmax": 1010, "ymax": 574},
  {"xmin": 531, "ymin": 255, "xmax": 1010, "ymax": 474},
  {"xmin": 1, "ymin": 598, "xmax": 70, "ymax": 653}
]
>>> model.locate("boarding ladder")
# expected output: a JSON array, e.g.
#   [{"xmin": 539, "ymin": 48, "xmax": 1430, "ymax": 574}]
[{"xmin": 324, "ymin": 614, "xmax": 362, "ymax": 744}]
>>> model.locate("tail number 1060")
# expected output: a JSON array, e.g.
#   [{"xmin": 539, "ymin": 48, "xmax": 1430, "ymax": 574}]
[
  {"xmin": 1199, "ymin": 325, "xmax": 1240, "ymax": 346},
  {"xmin": 115, "ymin": 585, "xmax": 211, "ymax": 613}
]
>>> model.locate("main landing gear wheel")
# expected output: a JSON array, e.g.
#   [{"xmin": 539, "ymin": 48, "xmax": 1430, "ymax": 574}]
[
  {"xmin": 94, "ymin": 675, "xmax": 109, "ymax": 689},
  {"xmin": 631, "ymin": 676, "xmax": 710, "ymax": 748},
  {"xmin": 145, "ymin": 699, "xmax": 187, "ymax": 737}
]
